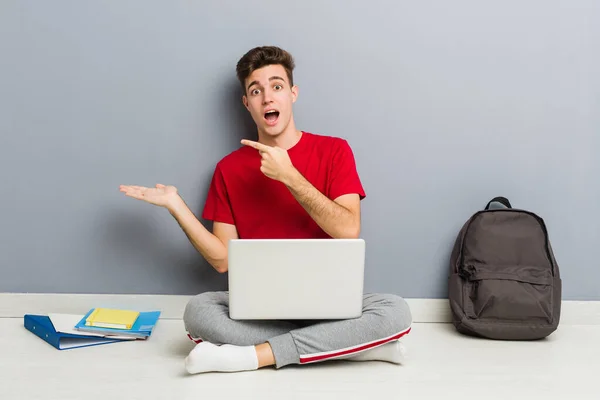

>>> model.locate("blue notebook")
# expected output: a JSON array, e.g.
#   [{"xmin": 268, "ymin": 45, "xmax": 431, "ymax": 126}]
[
  {"xmin": 74, "ymin": 309, "xmax": 160, "ymax": 338},
  {"xmin": 24, "ymin": 314, "xmax": 127, "ymax": 350}
]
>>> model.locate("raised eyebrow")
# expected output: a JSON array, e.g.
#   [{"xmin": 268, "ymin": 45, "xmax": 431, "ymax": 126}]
[{"xmin": 247, "ymin": 76, "xmax": 286, "ymax": 91}]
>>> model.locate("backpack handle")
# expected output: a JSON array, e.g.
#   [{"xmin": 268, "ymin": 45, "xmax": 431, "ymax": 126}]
[{"xmin": 485, "ymin": 196, "xmax": 512, "ymax": 210}]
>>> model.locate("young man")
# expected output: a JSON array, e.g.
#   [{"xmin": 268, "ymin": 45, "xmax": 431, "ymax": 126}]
[{"xmin": 120, "ymin": 46, "xmax": 412, "ymax": 374}]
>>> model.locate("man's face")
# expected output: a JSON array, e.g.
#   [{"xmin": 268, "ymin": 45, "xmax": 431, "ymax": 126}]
[{"xmin": 243, "ymin": 64, "xmax": 298, "ymax": 138}]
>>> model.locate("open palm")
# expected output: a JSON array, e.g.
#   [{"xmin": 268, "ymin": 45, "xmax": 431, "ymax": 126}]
[{"xmin": 119, "ymin": 184, "xmax": 178, "ymax": 208}]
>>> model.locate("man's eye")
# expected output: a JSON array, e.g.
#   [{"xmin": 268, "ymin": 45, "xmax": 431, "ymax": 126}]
[
  {"xmin": 274, "ymin": 85, "xmax": 282, "ymax": 90},
  {"xmin": 252, "ymin": 89, "xmax": 260, "ymax": 95}
]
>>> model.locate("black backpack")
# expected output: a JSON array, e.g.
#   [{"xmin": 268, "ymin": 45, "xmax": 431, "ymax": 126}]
[{"xmin": 448, "ymin": 197, "xmax": 562, "ymax": 340}]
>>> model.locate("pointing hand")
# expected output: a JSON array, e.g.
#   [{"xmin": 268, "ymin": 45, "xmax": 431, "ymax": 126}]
[{"xmin": 241, "ymin": 139, "xmax": 297, "ymax": 183}]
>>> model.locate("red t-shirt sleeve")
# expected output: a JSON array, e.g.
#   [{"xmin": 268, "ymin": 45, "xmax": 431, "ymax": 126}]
[
  {"xmin": 201, "ymin": 163, "xmax": 235, "ymax": 225},
  {"xmin": 328, "ymin": 139, "xmax": 366, "ymax": 201}
]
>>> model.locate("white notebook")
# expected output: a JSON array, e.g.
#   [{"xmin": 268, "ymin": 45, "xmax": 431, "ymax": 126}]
[{"xmin": 47, "ymin": 313, "xmax": 136, "ymax": 340}]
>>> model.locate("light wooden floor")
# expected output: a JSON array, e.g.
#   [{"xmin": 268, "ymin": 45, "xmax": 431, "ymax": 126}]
[{"xmin": 1, "ymin": 317, "xmax": 597, "ymax": 400}]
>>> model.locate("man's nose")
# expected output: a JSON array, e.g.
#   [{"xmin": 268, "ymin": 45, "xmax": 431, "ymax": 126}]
[{"xmin": 262, "ymin": 89, "xmax": 273, "ymax": 104}]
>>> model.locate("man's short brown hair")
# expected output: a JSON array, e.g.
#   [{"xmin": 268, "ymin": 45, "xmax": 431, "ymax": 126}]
[{"xmin": 236, "ymin": 46, "xmax": 295, "ymax": 94}]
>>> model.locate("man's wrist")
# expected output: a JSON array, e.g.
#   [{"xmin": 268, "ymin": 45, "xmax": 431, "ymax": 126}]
[
  {"xmin": 281, "ymin": 166, "xmax": 302, "ymax": 188},
  {"xmin": 167, "ymin": 194, "xmax": 186, "ymax": 216}
]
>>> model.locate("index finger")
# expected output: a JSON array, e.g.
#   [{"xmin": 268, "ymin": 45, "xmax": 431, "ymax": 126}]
[{"xmin": 241, "ymin": 139, "xmax": 271, "ymax": 152}]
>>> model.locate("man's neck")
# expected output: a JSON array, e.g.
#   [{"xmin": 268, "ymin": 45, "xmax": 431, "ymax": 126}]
[{"xmin": 258, "ymin": 124, "xmax": 302, "ymax": 150}]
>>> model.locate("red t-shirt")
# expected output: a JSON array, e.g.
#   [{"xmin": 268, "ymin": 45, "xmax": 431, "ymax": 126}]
[{"xmin": 201, "ymin": 131, "xmax": 366, "ymax": 239}]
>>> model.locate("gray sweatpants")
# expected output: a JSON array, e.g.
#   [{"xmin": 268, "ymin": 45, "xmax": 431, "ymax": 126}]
[{"xmin": 183, "ymin": 291, "xmax": 412, "ymax": 368}]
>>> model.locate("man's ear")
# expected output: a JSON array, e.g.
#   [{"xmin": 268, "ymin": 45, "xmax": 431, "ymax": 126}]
[
  {"xmin": 291, "ymin": 85, "xmax": 299, "ymax": 103},
  {"xmin": 242, "ymin": 95, "xmax": 249, "ymax": 110}
]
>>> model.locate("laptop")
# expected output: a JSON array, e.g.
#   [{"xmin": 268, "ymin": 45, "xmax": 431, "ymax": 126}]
[{"xmin": 227, "ymin": 238, "xmax": 365, "ymax": 320}]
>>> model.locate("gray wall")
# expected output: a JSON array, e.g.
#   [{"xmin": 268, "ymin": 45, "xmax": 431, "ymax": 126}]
[{"xmin": 1, "ymin": 1, "xmax": 598, "ymax": 300}]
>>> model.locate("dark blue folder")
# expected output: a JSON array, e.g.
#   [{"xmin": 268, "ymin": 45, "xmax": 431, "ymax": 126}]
[{"xmin": 24, "ymin": 314, "xmax": 126, "ymax": 350}]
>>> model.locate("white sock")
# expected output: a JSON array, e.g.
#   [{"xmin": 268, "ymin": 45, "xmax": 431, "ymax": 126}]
[
  {"xmin": 185, "ymin": 342, "xmax": 259, "ymax": 374},
  {"xmin": 345, "ymin": 340, "xmax": 406, "ymax": 364}
]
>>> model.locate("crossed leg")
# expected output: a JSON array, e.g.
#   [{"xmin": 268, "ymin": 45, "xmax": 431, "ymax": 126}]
[{"xmin": 182, "ymin": 291, "xmax": 412, "ymax": 373}]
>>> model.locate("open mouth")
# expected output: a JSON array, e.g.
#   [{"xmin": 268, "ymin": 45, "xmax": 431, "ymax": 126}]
[{"xmin": 264, "ymin": 110, "xmax": 280, "ymax": 126}]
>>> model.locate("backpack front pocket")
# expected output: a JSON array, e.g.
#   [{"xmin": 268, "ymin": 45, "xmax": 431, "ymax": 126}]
[{"xmin": 460, "ymin": 265, "xmax": 555, "ymax": 323}]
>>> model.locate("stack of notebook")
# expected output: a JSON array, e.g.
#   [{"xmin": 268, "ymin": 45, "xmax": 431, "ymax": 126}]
[
  {"xmin": 74, "ymin": 308, "xmax": 161, "ymax": 339},
  {"xmin": 24, "ymin": 307, "xmax": 161, "ymax": 350}
]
